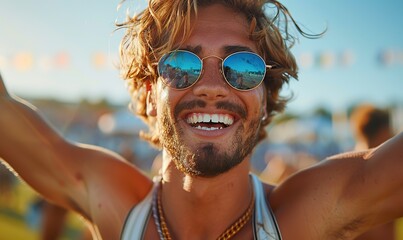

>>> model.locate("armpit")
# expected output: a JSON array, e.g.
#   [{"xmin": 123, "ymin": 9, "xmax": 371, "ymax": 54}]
[{"xmin": 330, "ymin": 217, "xmax": 367, "ymax": 240}]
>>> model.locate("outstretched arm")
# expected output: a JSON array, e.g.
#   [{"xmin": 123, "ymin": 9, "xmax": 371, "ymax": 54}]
[
  {"xmin": 0, "ymin": 73, "xmax": 151, "ymax": 221},
  {"xmin": 271, "ymin": 132, "xmax": 403, "ymax": 239}
]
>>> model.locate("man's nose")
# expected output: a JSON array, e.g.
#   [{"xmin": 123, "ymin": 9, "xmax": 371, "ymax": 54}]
[{"xmin": 192, "ymin": 58, "xmax": 230, "ymax": 100}]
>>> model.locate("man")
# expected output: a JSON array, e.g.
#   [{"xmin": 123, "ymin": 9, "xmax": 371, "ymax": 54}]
[{"xmin": 0, "ymin": 1, "xmax": 402, "ymax": 239}]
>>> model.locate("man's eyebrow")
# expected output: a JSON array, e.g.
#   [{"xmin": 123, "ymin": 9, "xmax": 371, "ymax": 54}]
[
  {"xmin": 180, "ymin": 45, "xmax": 202, "ymax": 55},
  {"xmin": 223, "ymin": 45, "xmax": 253, "ymax": 54}
]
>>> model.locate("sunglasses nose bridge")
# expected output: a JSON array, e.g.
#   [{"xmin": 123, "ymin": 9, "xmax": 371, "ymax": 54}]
[
  {"xmin": 200, "ymin": 55, "xmax": 225, "ymax": 79},
  {"xmin": 201, "ymin": 55, "xmax": 223, "ymax": 67}
]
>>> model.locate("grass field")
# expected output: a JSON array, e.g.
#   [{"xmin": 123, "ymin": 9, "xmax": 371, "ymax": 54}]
[
  {"xmin": 0, "ymin": 182, "xmax": 86, "ymax": 240},
  {"xmin": 397, "ymin": 218, "xmax": 403, "ymax": 239}
]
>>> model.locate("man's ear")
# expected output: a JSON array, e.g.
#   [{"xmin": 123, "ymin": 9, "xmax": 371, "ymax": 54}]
[{"xmin": 146, "ymin": 81, "xmax": 157, "ymax": 117}]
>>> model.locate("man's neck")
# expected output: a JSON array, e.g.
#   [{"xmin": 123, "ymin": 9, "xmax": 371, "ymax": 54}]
[{"xmin": 158, "ymin": 153, "xmax": 253, "ymax": 239}]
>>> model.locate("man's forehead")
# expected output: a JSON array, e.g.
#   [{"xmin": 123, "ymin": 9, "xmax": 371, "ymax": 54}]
[
  {"xmin": 170, "ymin": 4, "xmax": 258, "ymax": 56},
  {"xmin": 195, "ymin": 4, "xmax": 249, "ymax": 23}
]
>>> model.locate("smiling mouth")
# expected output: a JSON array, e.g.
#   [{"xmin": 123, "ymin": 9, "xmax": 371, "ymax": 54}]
[{"xmin": 186, "ymin": 113, "xmax": 235, "ymax": 131}]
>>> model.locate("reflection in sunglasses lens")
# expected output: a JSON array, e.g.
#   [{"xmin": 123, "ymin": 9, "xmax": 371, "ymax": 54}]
[
  {"xmin": 223, "ymin": 52, "xmax": 266, "ymax": 90},
  {"xmin": 158, "ymin": 51, "xmax": 201, "ymax": 89}
]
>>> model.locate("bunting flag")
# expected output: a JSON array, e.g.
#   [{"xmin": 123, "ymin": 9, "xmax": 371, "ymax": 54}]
[
  {"xmin": 339, "ymin": 50, "xmax": 355, "ymax": 67},
  {"xmin": 298, "ymin": 52, "xmax": 314, "ymax": 69},
  {"xmin": 13, "ymin": 52, "xmax": 34, "ymax": 71},
  {"xmin": 0, "ymin": 49, "xmax": 402, "ymax": 72},
  {"xmin": 54, "ymin": 52, "xmax": 70, "ymax": 69},
  {"xmin": 92, "ymin": 52, "xmax": 107, "ymax": 69},
  {"xmin": 37, "ymin": 55, "xmax": 53, "ymax": 72},
  {"xmin": 372, "ymin": 48, "xmax": 403, "ymax": 66},
  {"xmin": 318, "ymin": 51, "xmax": 335, "ymax": 69}
]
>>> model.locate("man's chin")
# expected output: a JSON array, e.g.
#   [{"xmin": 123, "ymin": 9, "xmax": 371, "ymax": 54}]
[{"xmin": 181, "ymin": 143, "xmax": 242, "ymax": 177}]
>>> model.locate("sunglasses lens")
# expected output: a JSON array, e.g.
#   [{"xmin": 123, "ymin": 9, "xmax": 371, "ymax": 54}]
[
  {"xmin": 158, "ymin": 51, "xmax": 201, "ymax": 89},
  {"xmin": 223, "ymin": 52, "xmax": 266, "ymax": 90}
]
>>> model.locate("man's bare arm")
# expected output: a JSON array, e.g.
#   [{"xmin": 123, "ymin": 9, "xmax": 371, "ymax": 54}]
[
  {"xmin": 0, "ymin": 73, "xmax": 151, "ymax": 219},
  {"xmin": 316, "ymin": 133, "xmax": 403, "ymax": 238},
  {"xmin": 270, "ymin": 132, "xmax": 402, "ymax": 239}
]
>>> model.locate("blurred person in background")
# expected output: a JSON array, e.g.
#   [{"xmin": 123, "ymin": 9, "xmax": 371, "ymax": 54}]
[
  {"xmin": 350, "ymin": 104, "xmax": 394, "ymax": 151},
  {"xmin": 40, "ymin": 201, "xmax": 68, "ymax": 240},
  {"xmin": 260, "ymin": 149, "xmax": 318, "ymax": 185},
  {"xmin": 40, "ymin": 200, "xmax": 92, "ymax": 240},
  {"xmin": 350, "ymin": 104, "xmax": 396, "ymax": 240},
  {"xmin": 1, "ymin": 1, "xmax": 403, "ymax": 239}
]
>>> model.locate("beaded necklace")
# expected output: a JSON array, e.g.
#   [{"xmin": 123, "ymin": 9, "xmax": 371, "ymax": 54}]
[{"xmin": 151, "ymin": 181, "xmax": 255, "ymax": 240}]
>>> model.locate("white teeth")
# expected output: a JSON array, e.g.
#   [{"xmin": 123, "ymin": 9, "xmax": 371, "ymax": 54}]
[
  {"xmin": 224, "ymin": 115, "xmax": 234, "ymax": 125},
  {"xmin": 186, "ymin": 113, "xmax": 234, "ymax": 126},
  {"xmin": 197, "ymin": 114, "xmax": 203, "ymax": 123},
  {"xmin": 196, "ymin": 126, "xmax": 223, "ymax": 131},
  {"xmin": 219, "ymin": 115, "xmax": 224, "ymax": 123},
  {"xmin": 211, "ymin": 114, "xmax": 219, "ymax": 123}
]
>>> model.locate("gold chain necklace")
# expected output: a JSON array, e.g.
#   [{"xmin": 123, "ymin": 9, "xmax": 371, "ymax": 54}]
[{"xmin": 152, "ymin": 181, "xmax": 255, "ymax": 240}]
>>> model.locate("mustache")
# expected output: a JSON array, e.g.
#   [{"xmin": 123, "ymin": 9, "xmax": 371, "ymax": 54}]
[{"xmin": 174, "ymin": 100, "xmax": 247, "ymax": 119}]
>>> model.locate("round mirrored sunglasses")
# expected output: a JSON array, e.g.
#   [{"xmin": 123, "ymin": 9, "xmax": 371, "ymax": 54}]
[{"xmin": 157, "ymin": 50, "xmax": 272, "ymax": 91}]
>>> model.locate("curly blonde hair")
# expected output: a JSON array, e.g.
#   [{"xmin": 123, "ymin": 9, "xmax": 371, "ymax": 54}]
[{"xmin": 118, "ymin": 0, "xmax": 314, "ymax": 148}]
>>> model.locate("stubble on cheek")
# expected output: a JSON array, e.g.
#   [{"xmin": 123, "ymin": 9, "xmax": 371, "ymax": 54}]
[{"xmin": 159, "ymin": 109, "xmax": 199, "ymax": 175}]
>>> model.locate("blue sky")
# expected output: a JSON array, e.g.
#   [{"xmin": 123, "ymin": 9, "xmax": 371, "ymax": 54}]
[
  {"xmin": 0, "ymin": 0, "xmax": 402, "ymax": 113},
  {"xmin": 283, "ymin": 0, "xmax": 403, "ymax": 113}
]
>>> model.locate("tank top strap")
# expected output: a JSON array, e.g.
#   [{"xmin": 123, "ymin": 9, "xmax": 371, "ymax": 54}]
[
  {"xmin": 120, "ymin": 184, "xmax": 154, "ymax": 240},
  {"xmin": 251, "ymin": 174, "xmax": 282, "ymax": 240}
]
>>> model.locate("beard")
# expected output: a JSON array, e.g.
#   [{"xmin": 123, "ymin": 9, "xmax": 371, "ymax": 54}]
[{"xmin": 159, "ymin": 100, "xmax": 262, "ymax": 177}]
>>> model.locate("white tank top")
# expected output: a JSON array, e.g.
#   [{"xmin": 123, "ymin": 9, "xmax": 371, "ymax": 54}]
[{"xmin": 121, "ymin": 174, "xmax": 282, "ymax": 239}]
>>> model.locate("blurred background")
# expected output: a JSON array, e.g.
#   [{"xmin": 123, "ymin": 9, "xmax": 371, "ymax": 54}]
[{"xmin": 0, "ymin": 0, "xmax": 402, "ymax": 239}]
